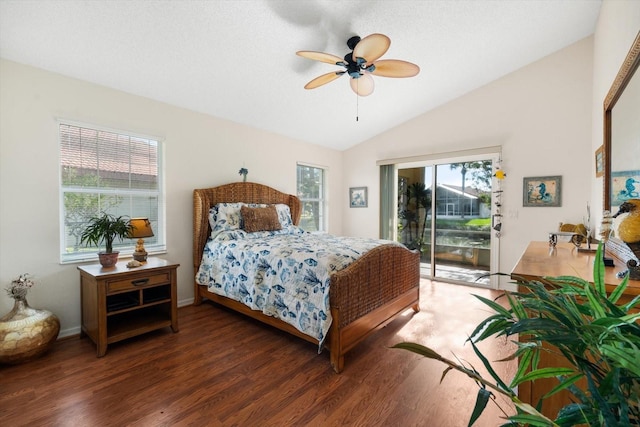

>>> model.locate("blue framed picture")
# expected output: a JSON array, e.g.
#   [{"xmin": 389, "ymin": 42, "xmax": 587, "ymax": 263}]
[
  {"xmin": 611, "ymin": 170, "xmax": 640, "ymax": 208},
  {"xmin": 523, "ymin": 176, "xmax": 562, "ymax": 207}
]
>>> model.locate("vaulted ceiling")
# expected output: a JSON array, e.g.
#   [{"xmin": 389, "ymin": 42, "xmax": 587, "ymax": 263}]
[{"xmin": 0, "ymin": 0, "xmax": 601, "ymax": 150}]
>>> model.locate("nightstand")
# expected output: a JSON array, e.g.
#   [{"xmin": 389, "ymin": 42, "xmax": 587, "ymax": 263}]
[{"xmin": 78, "ymin": 258, "xmax": 179, "ymax": 356}]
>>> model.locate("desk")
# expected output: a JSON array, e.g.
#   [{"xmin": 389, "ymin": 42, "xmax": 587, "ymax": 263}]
[
  {"xmin": 510, "ymin": 241, "xmax": 640, "ymax": 419},
  {"xmin": 511, "ymin": 241, "xmax": 640, "ymax": 299}
]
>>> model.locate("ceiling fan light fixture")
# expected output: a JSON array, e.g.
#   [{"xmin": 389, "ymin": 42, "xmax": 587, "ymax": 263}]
[
  {"xmin": 297, "ymin": 33, "xmax": 419, "ymax": 96},
  {"xmin": 350, "ymin": 73, "xmax": 374, "ymax": 96}
]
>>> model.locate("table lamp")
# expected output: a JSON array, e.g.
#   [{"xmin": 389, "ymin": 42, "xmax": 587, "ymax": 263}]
[{"xmin": 129, "ymin": 218, "xmax": 154, "ymax": 262}]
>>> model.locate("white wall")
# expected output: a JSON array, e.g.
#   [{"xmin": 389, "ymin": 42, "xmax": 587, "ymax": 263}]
[
  {"xmin": 342, "ymin": 36, "xmax": 594, "ymax": 288},
  {"xmin": 0, "ymin": 60, "xmax": 343, "ymax": 336}
]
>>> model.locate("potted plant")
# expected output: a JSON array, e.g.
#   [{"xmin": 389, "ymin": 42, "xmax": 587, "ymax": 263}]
[
  {"xmin": 80, "ymin": 213, "xmax": 132, "ymax": 267},
  {"xmin": 394, "ymin": 243, "xmax": 640, "ymax": 426}
]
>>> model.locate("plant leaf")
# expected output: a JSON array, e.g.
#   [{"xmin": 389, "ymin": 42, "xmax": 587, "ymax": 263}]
[
  {"xmin": 440, "ymin": 366, "xmax": 453, "ymax": 384},
  {"xmin": 506, "ymin": 291, "xmax": 527, "ymax": 320},
  {"xmin": 541, "ymin": 373, "xmax": 583, "ymax": 399},
  {"xmin": 623, "ymin": 293, "xmax": 640, "ymax": 311},
  {"xmin": 473, "ymin": 293, "xmax": 512, "ymax": 317},
  {"xmin": 600, "ymin": 344, "xmax": 640, "ymax": 377},
  {"xmin": 506, "ymin": 414, "xmax": 556, "ymax": 426},
  {"xmin": 469, "ymin": 339, "xmax": 510, "ymax": 392},
  {"xmin": 469, "ymin": 315, "xmax": 511, "ymax": 342},
  {"xmin": 510, "ymin": 348, "xmax": 533, "ymax": 388},
  {"xmin": 593, "ymin": 242, "xmax": 606, "ymax": 297},
  {"xmin": 584, "ymin": 281, "xmax": 606, "ymax": 319},
  {"xmin": 609, "ymin": 273, "xmax": 629, "ymax": 303},
  {"xmin": 467, "ymin": 388, "xmax": 491, "ymax": 427},
  {"xmin": 512, "ymin": 367, "xmax": 575, "ymax": 386},
  {"xmin": 555, "ymin": 403, "xmax": 591, "ymax": 426},
  {"xmin": 392, "ymin": 342, "xmax": 443, "ymax": 361}
]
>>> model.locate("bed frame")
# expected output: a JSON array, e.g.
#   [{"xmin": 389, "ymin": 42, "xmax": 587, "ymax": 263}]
[{"xmin": 193, "ymin": 182, "xmax": 420, "ymax": 373}]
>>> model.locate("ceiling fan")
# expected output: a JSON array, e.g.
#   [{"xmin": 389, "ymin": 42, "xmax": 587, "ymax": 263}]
[{"xmin": 296, "ymin": 33, "xmax": 420, "ymax": 97}]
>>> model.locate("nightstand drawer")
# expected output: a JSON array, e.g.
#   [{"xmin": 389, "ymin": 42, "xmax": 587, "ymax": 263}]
[{"xmin": 107, "ymin": 271, "xmax": 170, "ymax": 293}]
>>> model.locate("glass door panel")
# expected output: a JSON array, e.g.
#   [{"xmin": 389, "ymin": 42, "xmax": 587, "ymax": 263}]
[
  {"xmin": 434, "ymin": 163, "xmax": 491, "ymax": 285},
  {"xmin": 397, "ymin": 167, "xmax": 433, "ymax": 272},
  {"xmin": 396, "ymin": 157, "xmax": 494, "ymax": 287}
]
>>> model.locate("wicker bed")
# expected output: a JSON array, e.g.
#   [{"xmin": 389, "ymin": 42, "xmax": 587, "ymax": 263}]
[{"xmin": 193, "ymin": 182, "xmax": 420, "ymax": 373}]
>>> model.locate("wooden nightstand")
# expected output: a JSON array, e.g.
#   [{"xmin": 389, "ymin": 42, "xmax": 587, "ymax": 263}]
[{"xmin": 78, "ymin": 258, "xmax": 179, "ymax": 356}]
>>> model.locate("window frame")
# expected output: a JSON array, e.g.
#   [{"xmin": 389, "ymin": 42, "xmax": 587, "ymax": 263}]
[
  {"xmin": 58, "ymin": 120, "xmax": 166, "ymax": 264},
  {"xmin": 296, "ymin": 162, "xmax": 328, "ymax": 233}
]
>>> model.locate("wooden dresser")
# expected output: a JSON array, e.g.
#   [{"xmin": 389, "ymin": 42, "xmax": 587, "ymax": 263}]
[{"xmin": 510, "ymin": 241, "xmax": 640, "ymax": 419}]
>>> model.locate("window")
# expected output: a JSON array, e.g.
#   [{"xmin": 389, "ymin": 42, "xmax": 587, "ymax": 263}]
[
  {"xmin": 296, "ymin": 163, "xmax": 327, "ymax": 232},
  {"xmin": 59, "ymin": 122, "xmax": 165, "ymax": 263}
]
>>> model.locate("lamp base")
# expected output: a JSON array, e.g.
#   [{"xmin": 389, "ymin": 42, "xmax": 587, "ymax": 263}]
[{"xmin": 132, "ymin": 251, "xmax": 148, "ymax": 262}]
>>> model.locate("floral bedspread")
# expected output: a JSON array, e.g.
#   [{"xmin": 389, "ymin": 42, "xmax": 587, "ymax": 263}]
[{"xmin": 195, "ymin": 229, "xmax": 401, "ymax": 350}]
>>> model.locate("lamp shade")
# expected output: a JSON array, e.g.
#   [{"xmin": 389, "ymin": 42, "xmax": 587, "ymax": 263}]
[{"xmin": 129, "ymin": 218, "xmax": 154, "ymax": 239}]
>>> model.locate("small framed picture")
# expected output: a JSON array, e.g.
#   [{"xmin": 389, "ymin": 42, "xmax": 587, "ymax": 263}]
[
  {"xmin": 349, "ymin": 187, "xmax": 368, "ymax": 208},
  {"xmin": 611, "ymin": 170, "xmax": 640, "ymax": 208},
  {"xmin": 595, "ymin": 145, "xmax": 604, "ymax": 177},
  {"xmin": 523, "ymin": 176, "xmax": 562, "ymax": 207}
]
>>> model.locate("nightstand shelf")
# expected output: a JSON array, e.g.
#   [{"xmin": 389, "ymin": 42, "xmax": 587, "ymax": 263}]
[
  {"xmin": 78, "ymin": 258, "xmax": 179, "ymax": 356},
  {"xmin": 106, "ymin": 309, "xmax": 172, "ymax": 344}
]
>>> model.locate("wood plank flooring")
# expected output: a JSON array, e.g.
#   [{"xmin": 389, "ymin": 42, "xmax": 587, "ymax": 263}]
[{"xmin": 0, "ymin": 279, "xmax": 517, "ymax": 426}]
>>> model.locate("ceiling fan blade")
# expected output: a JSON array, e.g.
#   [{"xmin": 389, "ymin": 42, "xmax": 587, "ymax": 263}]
[
  {"xmin": 370, "ymin": 59, "xmax": 420, "ymax": 78},
  {"xmin": 350, "ymin": 73, "xmax": 374, "ymax": 97},
  {"xmin": 353, "ymin": 33, "xmax": 390, "ymax": 63},
  {"xmin": 304, "ymin": 71, "xmax": 345, "ymax": 89},
  {"xmin": 296, "ymin": 51, "xmax": 345, "ymax": 65}
]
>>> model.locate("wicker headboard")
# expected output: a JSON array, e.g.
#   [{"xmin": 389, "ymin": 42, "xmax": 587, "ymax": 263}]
[{"xmin": 193, "ymin": 182, "xmax": 302, "ymax": 269}]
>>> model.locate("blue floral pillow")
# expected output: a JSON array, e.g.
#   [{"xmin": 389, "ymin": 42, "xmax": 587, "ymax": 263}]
[
  {"xmin": 274, "ymin": 204, "xmax": 294, "ymax": 227},
  {"xmin": 209, "ymin": 202, "xmax": 245, "ymax": 233}
]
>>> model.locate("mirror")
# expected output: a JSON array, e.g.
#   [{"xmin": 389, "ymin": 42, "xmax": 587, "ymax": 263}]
[{"xmin": 604, "ymin": 32, "xmax": 640, "ymax": 212}]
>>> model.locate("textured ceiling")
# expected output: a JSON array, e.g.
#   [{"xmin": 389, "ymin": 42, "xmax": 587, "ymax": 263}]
[{"xmin": 0, "ymin": 0, "xmax": 601, "ymax": 150}]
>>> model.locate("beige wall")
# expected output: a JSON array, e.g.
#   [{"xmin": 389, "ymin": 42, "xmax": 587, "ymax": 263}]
[
  {"xmin": 0, "ymin": 60, "xmax": 343, "ymax": 336},
  {"xmin": 343, "ymin": 36, "xmax": 594, "ymax": 288}
]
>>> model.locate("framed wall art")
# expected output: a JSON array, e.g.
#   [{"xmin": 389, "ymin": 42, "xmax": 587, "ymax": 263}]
[
  {"xmin": 611, "ymin": 170, "xmax": 640, "ymax": 208},
  {"xmin": 523, "ymin": 175, "xmax": 562, "ymax": 207},
  {"xmin": 595, "ymin": 145, "xmax": 604, "ymax": 177},
  {"xmin": 349, "ymin": 187, "xmax": 368, "ymax": 208}
]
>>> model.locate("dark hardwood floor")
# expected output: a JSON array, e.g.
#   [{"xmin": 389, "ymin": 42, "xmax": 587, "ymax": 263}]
[{"xmin": 0, "ymin": 279, "xmax": 516, "ymax": 426}]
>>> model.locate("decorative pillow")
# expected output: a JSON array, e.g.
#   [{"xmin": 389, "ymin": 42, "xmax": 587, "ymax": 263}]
[
  {"xmin": 241, "ymin": 205, "xmax": 282, "ymax": 233},
  {"xmin": 209, "ymin": 202, "xmax": 245, "ymax": 232},
  {"xmin": 274, "ymin": 204, "xmax": 294, "ymax": 227}
]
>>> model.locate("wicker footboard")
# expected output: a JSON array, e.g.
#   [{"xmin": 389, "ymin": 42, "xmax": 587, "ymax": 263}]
[
  {"xmin": 194, "ymin": 244, "xmax": 420, "ymax": 373},
  {"xmin": 326, "ymin": 244, "xmax": 421, "ymax": 372}
]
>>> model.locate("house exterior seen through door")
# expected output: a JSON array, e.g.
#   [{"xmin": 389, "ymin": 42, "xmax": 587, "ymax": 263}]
[{"xmin": 396, "ymin": 155, "xmax": 499, "ymax": 288}]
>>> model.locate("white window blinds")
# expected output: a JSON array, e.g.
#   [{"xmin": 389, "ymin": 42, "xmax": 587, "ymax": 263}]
[{"xmin": 59, "ymin": 122, "xmax": 165, "ymax": 263}]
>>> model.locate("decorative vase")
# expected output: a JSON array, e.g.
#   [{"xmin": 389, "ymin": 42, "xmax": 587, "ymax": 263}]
[
  {"xmin": 98, "ymin": 251, "xmax": 119, "ymax": 268},
  {"xmin": 0, "ymin": 296, "xmax": 60, "ymax": 364}
]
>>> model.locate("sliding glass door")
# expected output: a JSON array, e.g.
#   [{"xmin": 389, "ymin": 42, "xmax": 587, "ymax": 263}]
[{"xmin": 394, "ymin": 153, "xmax": 499, "ymax": 287}]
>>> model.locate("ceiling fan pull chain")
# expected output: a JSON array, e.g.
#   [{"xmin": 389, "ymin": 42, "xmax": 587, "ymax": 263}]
[{"xmin": 356, "ymin": 89, "xmax": 359, "ymax": 122}]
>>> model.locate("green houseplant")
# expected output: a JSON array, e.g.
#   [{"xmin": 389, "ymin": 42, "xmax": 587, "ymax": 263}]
[
  {"xmin": 80, "ymin": 213, "xmax": 132, "ymax": 268},
  {"xmin": 395, "ymin": 243, "xmax": 640, "ymax": 426}
]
